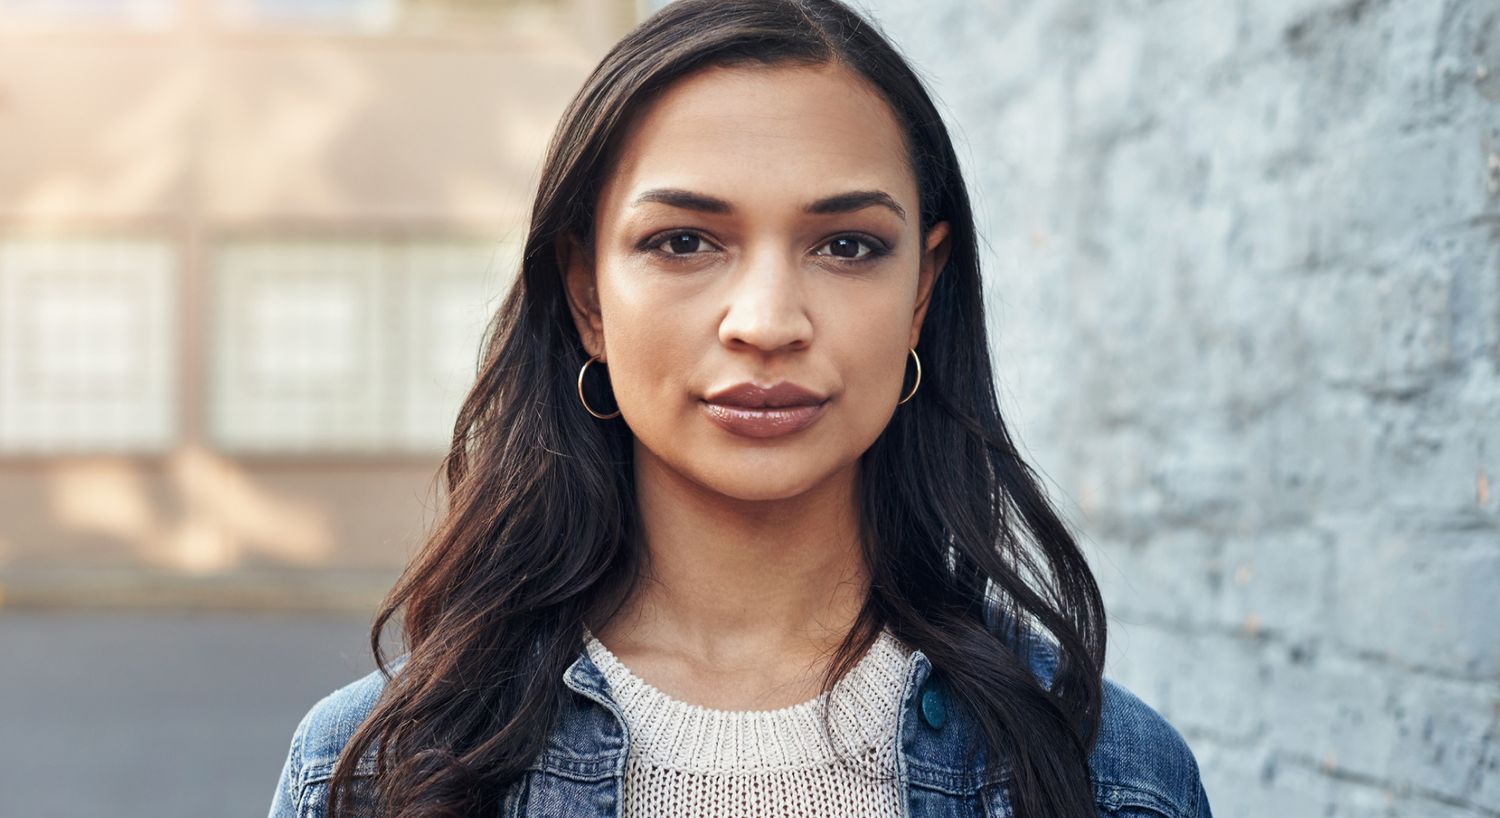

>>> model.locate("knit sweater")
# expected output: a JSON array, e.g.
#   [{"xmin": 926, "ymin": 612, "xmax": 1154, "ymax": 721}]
[{"xmin": 581, "ymin": 628, "xmax": 913, "ymax": 818}]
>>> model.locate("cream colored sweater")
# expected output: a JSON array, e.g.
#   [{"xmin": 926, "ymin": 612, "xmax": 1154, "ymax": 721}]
[{"xmin": 582, "ymin": 628, "xmax": 913, "ymax": 818}]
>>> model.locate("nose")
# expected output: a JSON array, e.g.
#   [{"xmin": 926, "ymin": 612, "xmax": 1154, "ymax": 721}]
[{"xmin": 717, "ymin": 246, "xmax": 814, "ymax": 354}]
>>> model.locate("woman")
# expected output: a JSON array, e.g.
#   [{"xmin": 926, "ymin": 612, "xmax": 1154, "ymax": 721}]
[{"xmin": 268, "ymin": 1, "xmax": 1213, "ymax": 816}]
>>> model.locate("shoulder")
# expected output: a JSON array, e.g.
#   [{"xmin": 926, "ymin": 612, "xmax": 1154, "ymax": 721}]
[
  {"xmin": 1017, "ymin": 633, "xmax": 1210, "ymax": 817},
  {"xmin": 1089, "ymin": 675, "xmax": 1210, "ymax": 817},
  {"xmin": 292, "ymin": 655, "xmax": 406, "ymax": 777},
  {"xmin": 270, "ymin": 659, "xmax": 402, "ymax": 817}
]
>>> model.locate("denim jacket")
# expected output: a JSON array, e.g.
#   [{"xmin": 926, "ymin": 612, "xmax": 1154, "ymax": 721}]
[{"xmin": 268, "ymin": 625, "xmax": 1213, "ymax": 818}]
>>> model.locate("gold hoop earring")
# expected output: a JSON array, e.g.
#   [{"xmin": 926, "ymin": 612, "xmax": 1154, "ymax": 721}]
[
  {"xmin": 898, "ymin": 347, "xmax": 921, "ymax": 405},
  {"xmin": 577, "ymin": 354, "xmax": 621, "ymax": 419}
]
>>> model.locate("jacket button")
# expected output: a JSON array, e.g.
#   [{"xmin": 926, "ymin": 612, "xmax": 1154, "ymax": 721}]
[{"xmin": 919, "ymin": 683, "xmax": 946, "ymax": 730}]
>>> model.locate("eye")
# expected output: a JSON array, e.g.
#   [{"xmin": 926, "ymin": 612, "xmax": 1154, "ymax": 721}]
[
  {"xmin": 650, "ymin": 231, "xmax": 713, "ymax": 256},
  {"xmin": 814, "ymin": 235, "xmax": 886, "ymax": 261}
]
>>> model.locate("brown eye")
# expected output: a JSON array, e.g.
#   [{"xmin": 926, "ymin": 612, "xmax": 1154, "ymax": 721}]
[
  {"xmin": 660, "ymin": 233, "xmax": 704, "ymax": 254},
  {"xmin": 815, "ymin": 235, "xmax": 881, "ymax": 260},
  {"xmin": 828, "ymin": 237, "xmax": 864, "ymax": 258}
]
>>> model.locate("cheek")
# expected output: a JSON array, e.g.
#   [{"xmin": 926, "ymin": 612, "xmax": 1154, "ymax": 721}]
[
  {"xmin": 827, "ymin": 301, "xmax": 915, "ymax": 424},
  {"xmin": 594, "ymin": 272, "xmax": 700, "ymax": 411},
  {"xmin": 825, "ymin": 268, "xmax": 918, "ymax": 360}
]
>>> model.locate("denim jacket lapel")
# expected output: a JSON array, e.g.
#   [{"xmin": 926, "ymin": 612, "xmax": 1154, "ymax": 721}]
[{"xmin": 540, "ymin": 640, "xmax": 1010, "ymax": 818}]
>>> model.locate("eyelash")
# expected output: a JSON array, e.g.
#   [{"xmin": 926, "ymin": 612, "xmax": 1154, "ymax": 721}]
[{"xmin": 638, "ymin": 230, "xmax": 891, "ymax": 264}]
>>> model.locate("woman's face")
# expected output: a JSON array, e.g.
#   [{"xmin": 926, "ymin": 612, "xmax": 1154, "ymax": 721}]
[{"xmin": 563, "ymin": 61, "xmax": 950, "ymax": 502}]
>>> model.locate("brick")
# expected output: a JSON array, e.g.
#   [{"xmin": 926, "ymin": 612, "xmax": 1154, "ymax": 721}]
[
  {"xmin": 1471, "ymin": 703, "xmax": 1500, "ymax": 809},
  {"xmin": 1264, "ymin": 654, "xmax": 1399, "ymax": 780},
  {"xmin": 1292, "ymin": 263, "xmax": 1455, "ymax": 394},
  {"xmin": 1268, "ymin": 758, "xmax": 1403, "ymax": 818},
  {"xmin": 1106, "ymin": 624, "xmax": 1267, "ymax": 744},
  {"xmin": 1091, "ymin": 531, "xmax": 1223, "ymax": 627},
  {"xmin": 1326, "ymin": 518, "xmax": 1500, "ymax": 678},
  {"xmin": 1191, "ymin": 745, "xmax": 1288, "ymax": 818},
  {"xmin": 1396, "ymin": 675, "xmax": 1500, "ymax": 804},
  {"xmin": 1216, "ymin": 529, "xmax": 1335, "ymax": 639}
]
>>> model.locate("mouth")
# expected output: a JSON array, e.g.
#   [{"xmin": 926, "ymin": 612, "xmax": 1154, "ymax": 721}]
[
  {"xmin": 699, "ymin": 381, "xmax": 830, "ymax": 438},
  {"xmin": 700, "ymin": 381, "xmax": 828, "ymax": 409}
]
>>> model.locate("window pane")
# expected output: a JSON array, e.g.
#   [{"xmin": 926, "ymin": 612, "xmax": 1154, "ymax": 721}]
[
  {"xmin": 0, "ymin": 238, "xmax": 177, "ymax": 454},
  {"xmin": 209, "ymin": 237, "xmax": 510, "ymax": 454},
  {"xmin": 212, "ymin": 0, "xmax": 567, "ymax": 32},
  {"xmin": 0, "ymin": 0, "xmax": 173, "ymax": 28},
  {"xmin": 214, "ymin": 0, "xmax": 398, "ymax": 30},
  {"xmin": 210, "ymin": 240, "xmax": 390, "ymax": 452},
  {"xmin": 397, "ymin": 239, "xmax": 514, "ymax": 450}
]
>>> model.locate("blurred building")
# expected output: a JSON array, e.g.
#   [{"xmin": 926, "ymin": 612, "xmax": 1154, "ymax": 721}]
[{"xmin": 0, "ymin": 0, "xmax": 637, "ymax": 607}]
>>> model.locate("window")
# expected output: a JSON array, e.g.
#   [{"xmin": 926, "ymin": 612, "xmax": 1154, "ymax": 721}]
[
  {"xmin": 0, "ymin": 237, "xmax": 178, "ymax": 454},
  {"xmin": 0, "ymin": 0, "xmax": 174, "ymax": 29},
  {"xmin": 211, "ymin": 0, "xmax": 565, "ymax": 34},
  {"xmin": 215, "ymin": 0, "xmax": 398, "ymax": 31},
  {"xmin": 209, "ymin": 236, "xmax": 514, "ymax": 454}
]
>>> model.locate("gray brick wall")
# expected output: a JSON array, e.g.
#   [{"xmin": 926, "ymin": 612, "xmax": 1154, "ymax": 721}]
[{"xmin": 645, "ymin": 1, "xmax": 1499, "ymax": 814}]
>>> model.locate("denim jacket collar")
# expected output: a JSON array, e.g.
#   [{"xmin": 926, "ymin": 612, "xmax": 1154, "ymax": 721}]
[{"xmin": 550, "ymin": 637, "xmax": 1013, "ymax": 799}]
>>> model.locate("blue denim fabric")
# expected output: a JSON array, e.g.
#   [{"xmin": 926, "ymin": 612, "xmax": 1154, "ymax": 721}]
[{"xmin": 269, "ymin": 628, "xmax": 1213, "ymax": 818}]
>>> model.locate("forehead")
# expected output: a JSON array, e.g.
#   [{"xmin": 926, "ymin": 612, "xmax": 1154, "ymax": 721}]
[{"xmin": 599, "ymin": 61, "xmax": 916, "ymax": 214}]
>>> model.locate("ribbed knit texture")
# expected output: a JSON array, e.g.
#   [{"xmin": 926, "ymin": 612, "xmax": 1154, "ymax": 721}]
[{"xmin": 581, "ymin": 628, "xmax": 912, "ymax": 817}]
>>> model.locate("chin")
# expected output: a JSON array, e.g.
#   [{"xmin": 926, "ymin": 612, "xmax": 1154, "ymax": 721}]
[
  {"xmin": 635, "ymin": 430, "xmax": 854, "ymax": 502},
  {"xmin": 721, "ymin": 481, "xmax": 819, "ymax": 503},
  {"xmin": 693, "ymin": 462, "xmax": 828, "ymax": 503}
]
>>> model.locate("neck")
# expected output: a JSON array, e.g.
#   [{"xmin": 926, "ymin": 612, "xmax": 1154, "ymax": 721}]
[{"xmin": 597, "ymin": 445, "xmax": 870, "ymax": 667}]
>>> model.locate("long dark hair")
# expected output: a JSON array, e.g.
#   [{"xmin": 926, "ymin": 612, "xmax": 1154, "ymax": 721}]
[{"xmin": 327, "ymin": 1, "xmax": 1107, "ymax": 815}]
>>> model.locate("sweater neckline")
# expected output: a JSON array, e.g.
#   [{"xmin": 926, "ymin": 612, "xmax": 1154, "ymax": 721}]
[{"xmin": 581, "ymin": 626, "xmax": 913, "ymax": 772}]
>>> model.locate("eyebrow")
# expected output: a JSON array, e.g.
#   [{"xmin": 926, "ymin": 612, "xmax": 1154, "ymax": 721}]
[{"xmin": 631, "ymin": 187, "xmax": 907, "ymax": 222}]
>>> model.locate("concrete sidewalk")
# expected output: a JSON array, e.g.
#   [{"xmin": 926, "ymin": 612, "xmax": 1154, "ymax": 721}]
[
  {"xmin": 0, "ymin": 608, "xmax": 395, "ymax": 818},
  {"xmin": 0, "ymin": 567, "xmax": 395, "ymax": 612}
]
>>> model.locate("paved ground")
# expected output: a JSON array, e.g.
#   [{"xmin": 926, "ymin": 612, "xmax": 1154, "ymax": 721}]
[{"xmin": 0, "ymin": 608, "xmax": 391, "ymax": 818}]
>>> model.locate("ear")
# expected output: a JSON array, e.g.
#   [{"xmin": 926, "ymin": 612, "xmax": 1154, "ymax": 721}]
[
  {"xmin": 910, "ymin": 220, "xmax": 951, "ymax": 348},
  {"xmin": 559, "ymin": 233, "xmax": 606, "ymax": 358}
]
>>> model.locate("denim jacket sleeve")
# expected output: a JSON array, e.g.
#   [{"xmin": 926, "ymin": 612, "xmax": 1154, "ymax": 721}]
[
  {"xmin": 1191, "ymin": 770, "xmax": 1214, "ymax": 818},
  {"xmin": 1011, "ymin": 621, "xmax": 1213, "ymax": 818},
  {"xmin": 1082, "ymin": 675, "xmax": 1214, "ymax": 818},
  {"xmin": 267, "ymin": 699, "xmax": 316, "ymax": 818},
  {"xmin": 266, "ymin": 661, "xmax": 399, "ymax": 818}
]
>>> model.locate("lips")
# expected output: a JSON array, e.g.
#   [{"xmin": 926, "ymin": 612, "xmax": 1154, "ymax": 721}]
[
  {"xmin": 702, "ymin": 381, "xmax": 827, "ymax": 408},
  {"xmin": 700, "ymin": 381, "xmax": 829, "ymax": 438}
]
